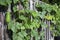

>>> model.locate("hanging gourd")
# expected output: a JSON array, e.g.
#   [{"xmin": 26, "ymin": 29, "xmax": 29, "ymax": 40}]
[{"xmin": 6, "ymin": 12, "xmax": 11, "ymax": 23}]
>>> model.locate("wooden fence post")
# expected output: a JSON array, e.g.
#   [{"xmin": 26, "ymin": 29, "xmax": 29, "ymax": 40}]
[
  {"xmin": 0, "ymin": 12, "xmax": 4, "ymax": 40},
  {"xmin": 29, "ymin": 0, "xmax": 33, "ymax": 40}
]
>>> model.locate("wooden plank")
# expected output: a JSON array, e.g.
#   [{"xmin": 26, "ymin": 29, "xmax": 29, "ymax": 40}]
[
  {"xmin": 0, "ymin": 12, "xmax": 4, "ymax": 40},
  {"xmin": 0, "ymin": 22, "xmax": 2, "ymax": 40}
]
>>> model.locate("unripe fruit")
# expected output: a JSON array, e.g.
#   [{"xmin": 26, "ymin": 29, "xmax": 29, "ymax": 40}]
[{"xmin": 6, "ymin": 12, "xmax": 11, "ymax": 23}]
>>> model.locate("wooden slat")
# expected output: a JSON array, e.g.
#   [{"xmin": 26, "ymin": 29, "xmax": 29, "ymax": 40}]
[
  {"xmin": 0, "ymin": 22, "xmax": 2, "ymax": 40},
  {"xmin": 0, "ymin": 12, "xmax": 4, "ymax": 40}
]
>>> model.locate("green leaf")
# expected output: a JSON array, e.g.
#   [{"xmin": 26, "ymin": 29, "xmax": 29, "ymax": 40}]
[
  {"xmin": 18, "ymin": 32, "xmax": 24, "ymax": 38},
  {"xmin": 19, "ymin": 10, "xmax": 25, "ymax": 14},
  {"xmin": 15, "ymin": 22, "xmax": 21, "ymax": 29},
  {"xmin": 6, "ymin": 0, "xmax": 12, "ymax": 5},
  {"xmin": 31, "ymin": 29, "xmax": 38, "ymax": 37},
  {"xmin": 31, "ymin": 11, "xmax": 39, "ymax": 17},
  {"xmin": 13, "ymin": 33, "xmax": 18, "ymax": 40},
  {"xmin": 11, "ymin": 25, "xmax": 17, "ymax": 33},
  {"xmin": 20, "ymin": 0, "xmax": 25, "ymax": 2},
  {"xmin": 19, "ymin": 15, "xmax": 28, "ymax": 22},
  {"xmin": 21, "ymin": 31, "xmax": 27, "ymax": 37},
  {"xmin": 13, "ymin": 0, "xmax": 19, "ymax": 4},
  {"xmin": 13, "ymin": 6, "xmax": 18, "ymax": 12},
  {"xmin": 41, "ymin": 23, "xmax": 47, "ymax": 28},
  {"xmin": 39, "ymin": 11, "xmax": 46, "ymax": 19},
  {"xmin": 17, "ymin": 36, "xmax": 23, "ymax": 40},
  {"xmin": 0, "ymin": 0, "xmax": 12, "ymax": 6},
  {"xmin": 8, "ymin": 21, "xmax": 14, "ymax": 29},
  {"xmin": 45, "ymin": 15, "xmax": 54, "ymax": 20},
  {"xmin": 0, "ymin": 0, "xmax": 6, "ymax": 5},
  {"xmin": 21, "ymin": 26, "xmax": 25, "ymax": 29}
]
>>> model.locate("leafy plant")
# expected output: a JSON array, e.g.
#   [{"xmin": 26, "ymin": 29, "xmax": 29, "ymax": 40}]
[{"xmin": 1, "ymin": 0, "xmax": 60, "ymax": 40}]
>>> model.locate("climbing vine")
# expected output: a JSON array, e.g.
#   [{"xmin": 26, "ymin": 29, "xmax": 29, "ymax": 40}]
[{"xmin": 0, "ymin": 0, "xmax": 60, "ymax": 40}]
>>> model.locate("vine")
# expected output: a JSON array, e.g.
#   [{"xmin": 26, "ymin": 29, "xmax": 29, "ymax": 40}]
[{"xmin": 0, "ymin": 0, "xmax": 60, "ymax": 40}]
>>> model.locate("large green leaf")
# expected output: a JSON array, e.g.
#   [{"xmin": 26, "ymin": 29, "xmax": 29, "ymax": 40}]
[
  {"xmin": 13, "ymin": 0, "xmax": 19, "ymax": 4},
  {"xmin": 0, "ymin": 0, "xmax": 12, "ymax": 6}
]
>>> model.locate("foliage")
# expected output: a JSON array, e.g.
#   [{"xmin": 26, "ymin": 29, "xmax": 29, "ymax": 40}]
[
  {"xmin": 0, "ymin": 0, "xmax": 60, "ymax": 40},
  {"xmin": 36, "ymin": 2, "xmax": 60, "ymax": 36}
]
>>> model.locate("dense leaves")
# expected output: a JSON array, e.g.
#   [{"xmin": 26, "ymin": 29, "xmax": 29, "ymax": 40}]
[{"xmin": 1, "ymin": 0, "xmax": 60, "ymax": 40}]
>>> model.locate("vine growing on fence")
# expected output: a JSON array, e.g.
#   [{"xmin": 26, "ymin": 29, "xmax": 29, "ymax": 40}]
[{"xmin": 0, "ymin": 0, "xmax": 60, "ymax": 40}]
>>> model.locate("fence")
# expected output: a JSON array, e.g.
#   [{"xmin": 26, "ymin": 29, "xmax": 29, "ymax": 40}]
[{"xmin": 0, "ymin": 0, "xmax": 54, "ymax": 40}]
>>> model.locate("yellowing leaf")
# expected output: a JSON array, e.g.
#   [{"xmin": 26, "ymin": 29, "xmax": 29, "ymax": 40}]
[{"xmin": 45, "ymin": 15, "xmax": 54, "ymax": 20}]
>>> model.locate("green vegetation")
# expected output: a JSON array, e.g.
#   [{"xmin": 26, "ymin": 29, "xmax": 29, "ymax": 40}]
[{"xmin": 0, "ymin": 0, "xmax": 60, "ymax": 40}]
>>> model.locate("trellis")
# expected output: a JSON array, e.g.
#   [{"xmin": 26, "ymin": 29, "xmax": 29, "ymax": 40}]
[
  {"xmin": 29, "ymin": 0, "xmax": 54, "ymax": 40},
  {"xmin": 0, "ymin": 0, "xmax": 54, "ymax": 40}
]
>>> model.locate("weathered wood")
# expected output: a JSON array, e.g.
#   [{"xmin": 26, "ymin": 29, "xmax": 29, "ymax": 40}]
[
  {"xmin": 0, "ymin": 12, "xmax": 4, "ymax": 40},
  {"xmin": 0, "ymin": 22, "xmax": 2, "ymax": 40}
]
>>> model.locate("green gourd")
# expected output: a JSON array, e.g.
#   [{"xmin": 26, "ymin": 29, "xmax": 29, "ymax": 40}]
[{"xmin": 6, "ymin": 12, "xmax": 11, "ymax": 23}]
